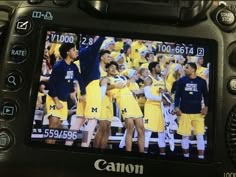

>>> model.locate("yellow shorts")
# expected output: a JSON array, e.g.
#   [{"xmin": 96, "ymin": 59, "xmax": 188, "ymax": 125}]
[
  {"xmin": 84, "ymin": 80, "xmax": 102, "ymax": 119},
  {"xmin": 45, "ymin": 95, "xmax": 68, "ymax": 120},
  {"xmin": 144, "ymin": 102, "xmax": 164, "ymax": 132},
  {"xmin": 177, "ymin": 113, "xmax": 205, "ymax": 136},
  {"xmin": 98, "ymin": 95, "xmax": 113, "ymax": 121},
  {"xmin": 117, "ymin": 94, "xmax": 143, "ymax": 120}
]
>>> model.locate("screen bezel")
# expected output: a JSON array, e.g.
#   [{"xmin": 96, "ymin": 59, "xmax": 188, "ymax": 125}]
[{"xmin": 25, "ymin": 25, "xmax": 218, "ymax": 164}]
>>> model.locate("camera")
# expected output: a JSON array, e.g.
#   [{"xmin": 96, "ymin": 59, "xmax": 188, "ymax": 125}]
[{"xmin": 0, "ymin": 0, "xmax": 235, "ymax": 177}]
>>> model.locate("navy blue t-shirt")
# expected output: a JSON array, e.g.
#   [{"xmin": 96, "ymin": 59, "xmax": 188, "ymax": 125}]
[
  {"xmin": 174, "ymin": 76, "xmax": 209, "ymax": 114},
  {"xmin": 48, "ymin": 60, "xmax": 84, "ymax": 101}
]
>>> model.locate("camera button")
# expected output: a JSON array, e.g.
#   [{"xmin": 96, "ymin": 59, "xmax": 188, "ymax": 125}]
[
  {"xmin": 53, "ymin": 0, "xmax": 71, "ymax": 6},
  {"xmin": 216, "ymin": 9, "xmax": 235, "ymax": 26},
  {"xmin": 5, "ymin": 72, "xmax": 23, "ymax": 91},
  {"xmin": 228, "ymin": 78, "xmax": 236, "ymax": 94},
  {"xmin": 28, "ymin": 0, "xmax": 43, "ymax": 4},
  {"xmin": 10, "ymin": 45, "xmax": 28, "ymax": 63},
  {"xmin": 0, "ymin": 101, "xmax": 18, "ymax": 121},
  {"xmin": 15, "ymin": 17, "xmax": 32, "ymax": 35},
  {"xmin": 0, "ymin": 129, "xmax": 14, "ymax": 151}
]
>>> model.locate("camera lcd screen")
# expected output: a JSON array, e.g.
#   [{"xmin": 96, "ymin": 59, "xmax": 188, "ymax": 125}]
[{"xmin": 31, "ymin": 30, "xmax": 213, "ymax": 160}]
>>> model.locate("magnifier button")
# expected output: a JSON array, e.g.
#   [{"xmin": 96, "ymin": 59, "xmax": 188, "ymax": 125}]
[{"xmin": 5, "ymin": 72, "xmax": 23, "ymax": 91}]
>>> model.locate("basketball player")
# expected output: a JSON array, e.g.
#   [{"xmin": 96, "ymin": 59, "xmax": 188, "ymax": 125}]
[
  {"xmin": 106, "ymin": 61, "xmax": 145, "ymax": 152},
  {"xmin": 65, "ymin": 36, "xmax": 105, "ymax": 147},
  {"xmin": 143, "ymin": 61, "xmax": 167, "ymax": 155},
  {"xmin": 45, "ymin": 42, "xmax": 84, "ymax": 144},
  {"xmin": 174, "ymin": 62, "xmax": 208, "ymax": 159},
  {"xmin": 93, "ymin": 49, "xmax": 114, "ymax": 149}
]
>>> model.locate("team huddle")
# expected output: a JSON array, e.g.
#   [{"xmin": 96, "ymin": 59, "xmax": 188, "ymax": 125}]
[{"xmin": 34, "ymin": 32, "xmax": 209, "ymax": 159}]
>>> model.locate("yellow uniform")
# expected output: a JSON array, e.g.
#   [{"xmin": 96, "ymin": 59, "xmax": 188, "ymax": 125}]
[
  {"xmin": 45, "ymin": 95, "xmax": 68, "ymax": 120},
  {"xmin": 76, "ymin": 80, "xmax": 102, "ymax": 119},
  {"xmin": 136, "ymin": 79, "xmax": 146, "ymax": 108},
  {"xmin": 128, "ymin": 81, "xmax": 146, "ymax": 108},
  {"xmin": 99, "ymin": 95, "xmax": 114, "ymax": 121},
  {"xmin": 108, "ymin": 76, "xmax": 143, "ymax": 119},
  {"xmin": 75, "ymin": 89, "xmax": 86, "ymax": 117},
  {"xmin": 144, "ymin": 76, "xmax": 165, "ymax": 132},
  {"xmin": 76, "ymin": 64, "xmax": 108, "ymax": 119},
  {"xmin": 177, "ymin": 113, "xmax": 205, "ymax": 136},
  {"xmin": 84, "ymin": 80, "xmax": 102, "ymax": 119}
]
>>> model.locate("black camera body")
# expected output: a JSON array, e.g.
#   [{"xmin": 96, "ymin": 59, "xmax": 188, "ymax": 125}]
[{"xmin": 0, "ymin": 1, "xmax": 236, "ymax": 177}]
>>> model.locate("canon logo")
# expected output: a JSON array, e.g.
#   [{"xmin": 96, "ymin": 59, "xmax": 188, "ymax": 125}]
[{"xmin": 94, "ymin": 159, "xmax": 144, "ymax": 175}]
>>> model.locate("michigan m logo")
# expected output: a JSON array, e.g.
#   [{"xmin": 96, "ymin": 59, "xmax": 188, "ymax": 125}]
[
  {"xmin": 121, "ymin": 108, "xmax": 127, "ymax": 114},
  {"xmin": 92, "ymin": 107, "xmax": 98, "ymax": 113},
  {"xmin": 49, "ymin": 105, "xmax": 56, "ymax": 110}
]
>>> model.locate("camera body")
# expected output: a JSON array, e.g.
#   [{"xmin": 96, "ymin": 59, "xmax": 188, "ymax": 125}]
[{"xmin": 0, "ymin": 1, "xmax": 236, "ymax": 177}]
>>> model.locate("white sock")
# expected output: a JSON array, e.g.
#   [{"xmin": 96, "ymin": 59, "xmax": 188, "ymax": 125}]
[
  {"xmin": 196, "ymin": 135, "xmax": 205, "ymax": 151},
  {"xmin": 181, "ymin": 136, "xmax": 190, "ymax": 150},
  {"xmin": 144, "ymin": 130, "xmax": 152, "ymax": 149},
  {"xmin": 119, "ymin": 129, "xmax": 127, "ymax": 148},
  {"xmin": 158, "ymin": 132, "xmax": 166, "ymax": 148}
]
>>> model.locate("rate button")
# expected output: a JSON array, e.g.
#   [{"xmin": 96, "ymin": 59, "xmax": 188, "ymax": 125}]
[{"xmin": 10, "ymin": 45, "xmax": 28, "ymax": 63}]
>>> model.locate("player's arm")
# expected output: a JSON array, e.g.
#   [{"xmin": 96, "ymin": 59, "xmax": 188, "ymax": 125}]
[
  {"xmin": 79, "ymin": 36, "xmax": 105, "ymax": 61},
  {"xmin": 52, "ymin": 97, "xmax": 63, "ymax": 110},
  {"xmin": 107, "ymin": 81, "xmax": 125, "ymax": 90},
  {"xmin": 132, "ymin": 88, "xmax": 144, "ymax": 95},
  {"xmin": 174, "ymin": 79, "xmax": 182, "ymax": 116},
  {"xmin": 143, "ymin": 76, "xmax": 162, "ymax": 101},
  {"xmin": 90, "ymin": 36, "xmax": 106, "ymax": 53},
  {"xmin": 47, "ymin": 65, "xmax": 63, "ymax": 109}
]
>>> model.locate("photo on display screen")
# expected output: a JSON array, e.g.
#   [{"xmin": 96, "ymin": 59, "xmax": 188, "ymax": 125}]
[{"xmin": 31, "ymin": 31, "xmax": 212, "ymax": 160}]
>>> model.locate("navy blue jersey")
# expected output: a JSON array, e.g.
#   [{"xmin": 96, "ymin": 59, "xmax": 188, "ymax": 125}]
[
  {"xmin": 48, "ymin": 60, "xmax": 84, "ymax": 101},
  {"xmin": 174, "ymin": 76, "xmax": 209, "ymax": 114},
  {"xmin": 79, "ymin": 37, "xmax": 105, "ymax": 87}
]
